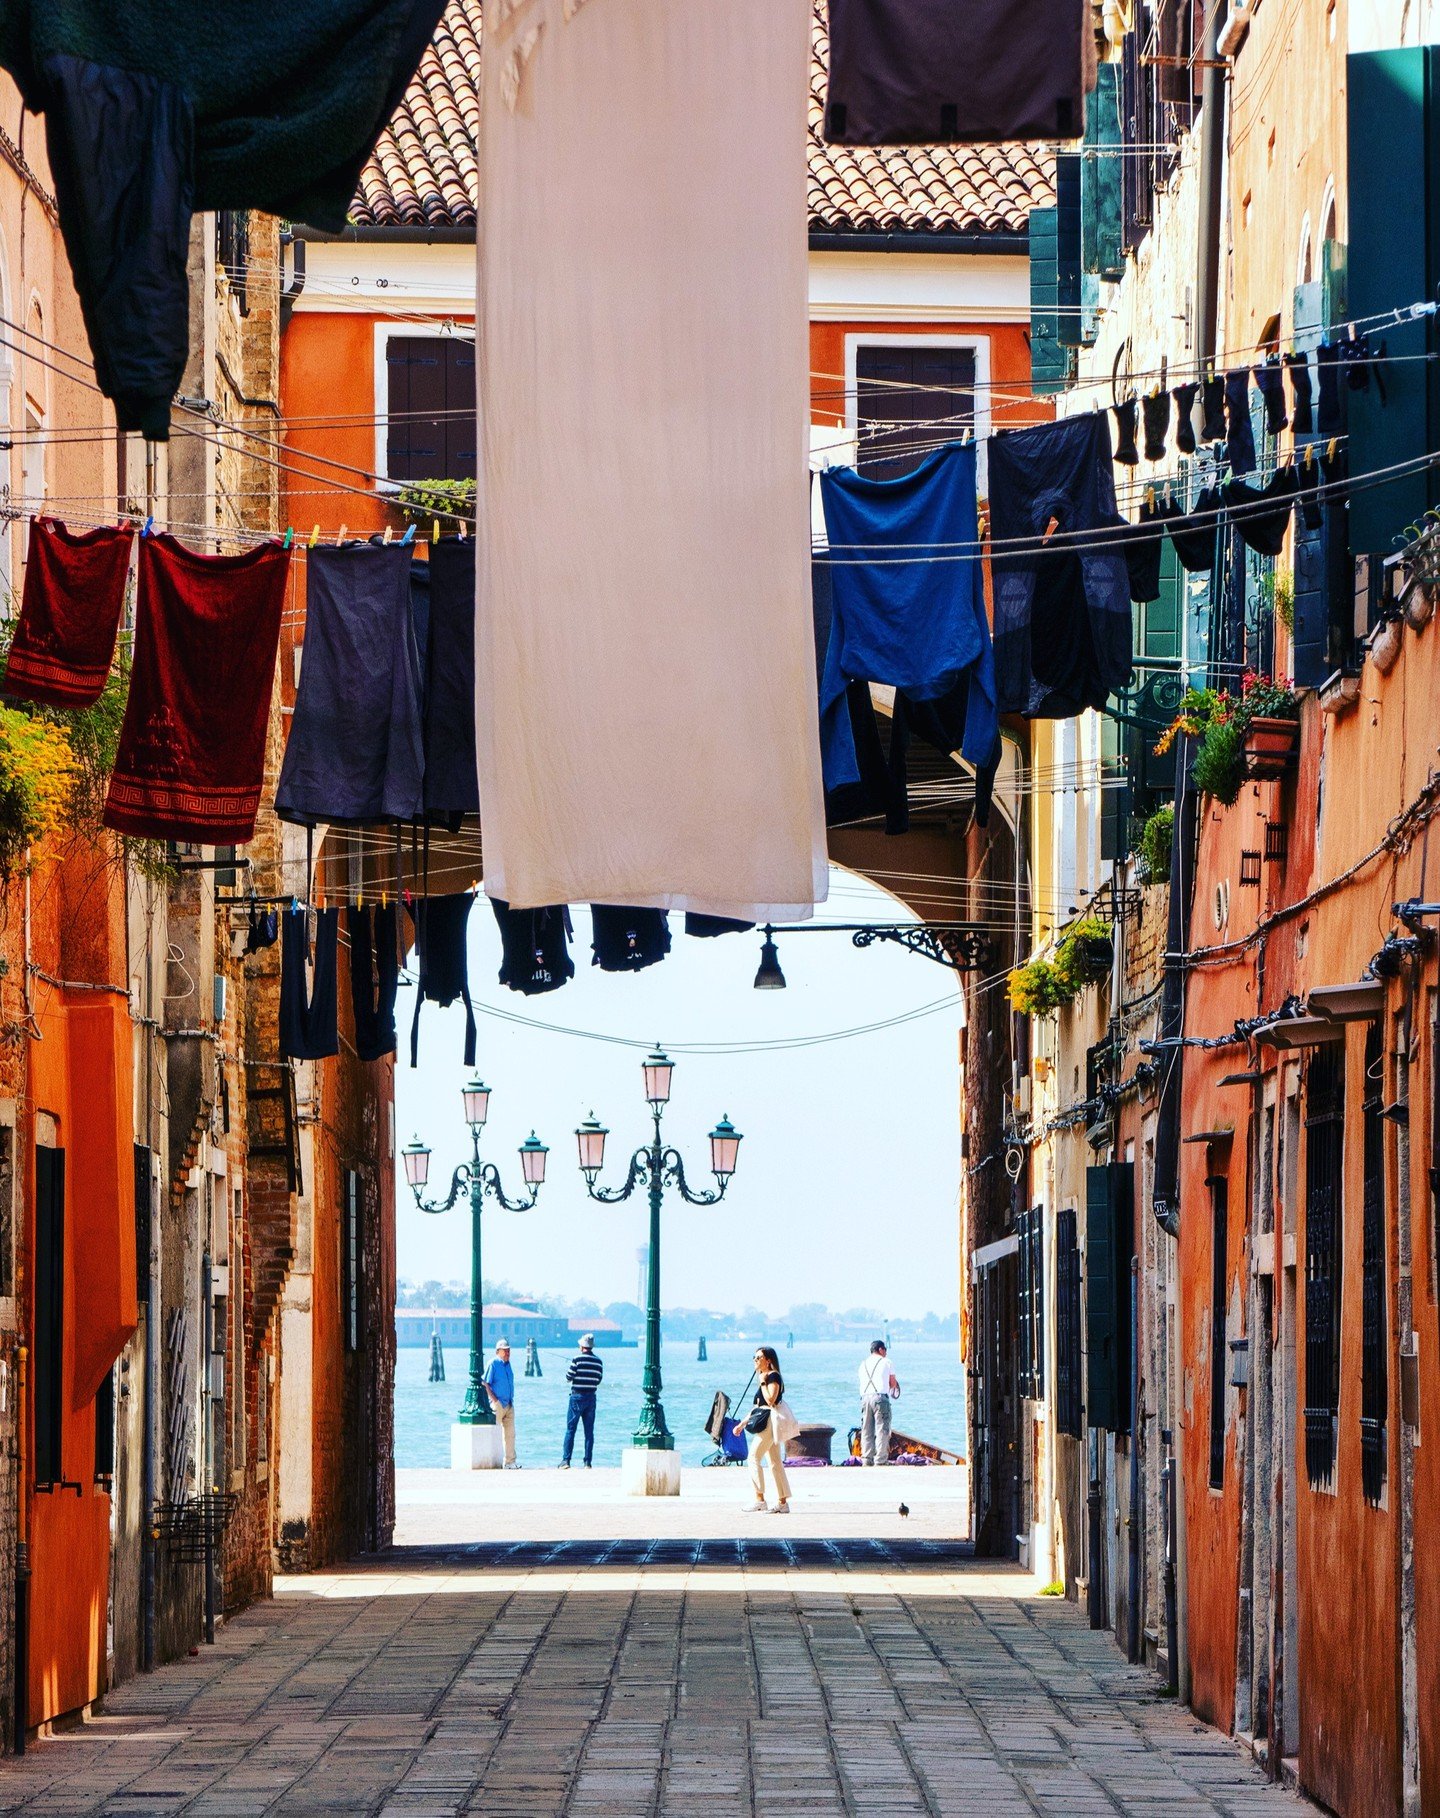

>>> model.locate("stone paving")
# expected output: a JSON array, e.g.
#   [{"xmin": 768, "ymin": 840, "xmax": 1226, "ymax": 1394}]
[{"xmin": 0, "ymin": 1535, "xmax": 1315, "ymax": 1817}]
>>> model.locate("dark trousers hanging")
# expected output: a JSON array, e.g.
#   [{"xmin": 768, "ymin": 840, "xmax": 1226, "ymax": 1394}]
[
  {"xmin": 348, "ymin": 902, "xmax": 400, "ymax": 1062},
  {"xmin": 280, "ymin": 908, "xmax": 340, "ymax": 1061}
]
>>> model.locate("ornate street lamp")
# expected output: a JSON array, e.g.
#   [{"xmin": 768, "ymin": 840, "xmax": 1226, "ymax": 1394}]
[
  {"xmin": 403, "ymin": 1077, "xmax": 547, "ymax": 1449},
  {"xmin": 577, "ymin": 1049, "xmax": 740, "ymax": 1470}
]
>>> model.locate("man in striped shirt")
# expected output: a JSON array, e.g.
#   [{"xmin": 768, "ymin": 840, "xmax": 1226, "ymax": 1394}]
[{"xmin": 560, "ymin": 1334, "xmax": 605, "ymax": 1468}]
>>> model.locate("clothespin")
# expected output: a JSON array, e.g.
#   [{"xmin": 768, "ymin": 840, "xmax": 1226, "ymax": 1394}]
[
  {"xmin": 383, "ymin": 524, "xmax": 394, "ymax": 545},
  {"xmin": 309, "ymin": 524, "xmax": 320, "ymax": 549},
  {"xmin": 283, "ymin": 526, "xmax": 294, "ymax": 550},
  {"xmin": 400, "ymin": 522, "xmax": 416, "ymax": 545},
  {"xmin": 1304, "ymin": 443, "xmax": 1314, "ymax": 470},
  {"xmin": 357, "ymin": 880, "xmax": 364, "ymax": 909},
  {"xmin": 1144, "ymin": 484, "xmax": 1156, "ymax": 510},
  {"xmin": 458, "ymin": 518, "xmax": 467, "ymax": 541},
  {"xmin": 431, "ymin": 518, "xmax": 440, "ymax": 544},
  {"xmin": 141, "ymin": 515, "xmax": 154, "ymax": 538},
  {"xmin": 1327, "ymin": 438, "xmax": 1338, "ymax": 461},
  {"xmin": 336, "ymin": 523, "xmax": 348, "ymax": 545}
]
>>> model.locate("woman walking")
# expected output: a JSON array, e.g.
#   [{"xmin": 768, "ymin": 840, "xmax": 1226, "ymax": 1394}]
[{"xmin": 736, "ymin": 1345, "xmax": 798, "ymax": 1514}]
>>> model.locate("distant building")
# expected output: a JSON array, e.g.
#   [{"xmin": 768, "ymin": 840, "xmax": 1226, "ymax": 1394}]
[{"xmin": 394, "ymin": 1307, "xmax": 629, "ymax": 1349}]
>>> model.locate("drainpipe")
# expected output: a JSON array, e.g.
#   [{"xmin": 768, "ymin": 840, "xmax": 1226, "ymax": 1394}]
[
  {"xmin": 1195, "ymin": 1, "xmax": 1227, "ymax": 370},
  {"xmin": 1394, "ymin": 985, "xmax": 1421, "ymax": 1817}
]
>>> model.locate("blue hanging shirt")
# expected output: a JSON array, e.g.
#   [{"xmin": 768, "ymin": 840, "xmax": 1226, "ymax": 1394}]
[{"xmin": 818, "ymin": 442, "xmax": 998, "ymax": 792}]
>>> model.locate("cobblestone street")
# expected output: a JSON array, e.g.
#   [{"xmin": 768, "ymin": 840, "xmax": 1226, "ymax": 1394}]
[{"xmin": 0, "ymin": 1536, "xmax": 1314, "ymax": 1817}]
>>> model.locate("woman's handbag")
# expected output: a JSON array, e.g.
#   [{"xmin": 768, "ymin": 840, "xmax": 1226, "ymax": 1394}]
[{"xmin": 745, "ymin": 1405, "xmax": 771, "ymax": 1435}]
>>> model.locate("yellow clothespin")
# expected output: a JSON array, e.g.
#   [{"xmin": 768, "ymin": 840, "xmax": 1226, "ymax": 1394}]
[
  {"xmin": 1145, "ymin": 484, "xmax": 1156, "ymax": 510},
  {"xmin": 357, "ymin": 879, "xmax": 364, "ymax": 908},
  {"xmin": 1304, "ymin": 443, "xmax": 1314, "ymax": 470},
  {"xmin": 309, "ymin": 524, "xmax": 320, "ymax": 549},
  {"xmin": 1326, "ymin": 438, "xmax": 1338, "ymax": 461},
  {"xmin": 431, "ymin": 518, "xmax": 440, "ymax": 544}
]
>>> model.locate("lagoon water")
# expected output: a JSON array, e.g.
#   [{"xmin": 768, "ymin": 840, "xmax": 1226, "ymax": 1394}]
[{"xmin": 393, "ymin": 1336, "xmax": 968, "ymax": 1471}]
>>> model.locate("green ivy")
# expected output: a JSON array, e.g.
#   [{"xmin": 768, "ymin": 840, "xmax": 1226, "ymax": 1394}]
[
  {"xmin": 1138, "ymin": 804, "xmax": 1174, "ymax": 883},
  {"xmin": 394, "ymin": 477, "xmax": 476, "ymax": 533}
]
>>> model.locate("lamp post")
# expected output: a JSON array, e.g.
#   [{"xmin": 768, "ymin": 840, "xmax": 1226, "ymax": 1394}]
[
  {"xmin": 402, "ymin": 1077, "xmax": 548, "ymax": 1469},
  {"xmin": 577, "ymin": 1048, "xmax": 740, "ymax": 1490}
]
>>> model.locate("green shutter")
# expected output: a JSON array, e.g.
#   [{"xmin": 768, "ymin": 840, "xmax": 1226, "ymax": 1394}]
[
  {"xmin": 1085, "ymin": 1164, "xmax": 1118, "ymax": 1431},
  {"xmin": 1082, "ymin": 65, "xmax": 1125, "ymax": 281},
  {"xmin": 1056, "ymin": 152, "xmax": 1086, "ymax": 347},
  {"xmin": 1028, "ymin": 207, "xmax": 1070, "ymax": 396}
]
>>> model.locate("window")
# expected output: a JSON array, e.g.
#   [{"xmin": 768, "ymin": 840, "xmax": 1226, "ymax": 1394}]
[
  {"xmin": 342, "ymin": 1171, "xmax": 362, "ymax": 1354},
  {"xmin": 853, "ymin": 343, "xmax": 976, "ymax": 482},
  {"xmin": 34, "ymin": 1142, "xmax": 65, "ymax": 1486},
  {"xmin": 0, "ymin": 1118, "xmax": 14, "ymax": 1308},
  {"xmin": 1056, "ymin": 1208, "xmax": 1083, "ymax": 1437},
  {"xmin": 384, "ymin": 334, "xmax": 477, "ymax": 484},
  {"xmin": 1304, "ymin": 1042, "xmax": 1346, "ymax": 1486},
  {"xmin": 1208, "ymin": 1172, "xmax": 1229, "ymax": 1489},
  {"xmin": 1086, "ymin": 1162, "xmax": 1135, "ymax": 1433},
  {"xmin": 1017, "ymin": 1206, "xmax": 1045, "ymax": 1400},
  {"xmin": 216, "ymin": 210, "xmax": 249, "ymax": 317},
  {"xmin": 94, "ymin": 1366, "xmax": 115, "ymax": 1482},
  {"xmin": 1361, "ymin": 1021, "xmax": 1388, "ymax": 1503},
  {"xmin": 21, "ymin": 400, "xmax": 44, "ymax": 514}
]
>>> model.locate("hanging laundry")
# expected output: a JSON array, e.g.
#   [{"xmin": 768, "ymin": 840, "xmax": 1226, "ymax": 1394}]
[
  {"xmin": 1225, "ymin": 465, "xmax": 1300, "ymax": 558},
  {"xmin": 1166, "ymin": 486, "xmax": 1225, "ymax": 573},
  {"xmin": 824, "ymin": 0, "xmax": 1093, "ymax": 143},
  {"xmin": 685, "ymin": 914, "xmax": 756, "ymax": 939},
  {"xmin": 1111, "ymin": 400, "xmax": 1139, "ymax": 466},
  {"xmin": 1296, "ymin": 448, "xmax": 1343, "ymax": 533},
  {"xmin": 886, "ymin": 684, "xmax": 999, "ymax": 834},
  {"xmin": 1316, "ymin": 341, "xmax": 1344, "ymax": 436},
  {"xmin": 280, "ymin": 908, "xmax": 339, "ymax": 1062},
  {"xmin": 1200, "ymin": 374, "xmax": 1227, "ymax": 445},
  {"xmin": 818, "ymin": 441, "xmax": 998, "ymax": 789},
  {"xmin": 408, "ymin": 548, "xmax": 432, "ymax": 690},
  {"xmin": 408, "ymin": 892, "xmax": 475, "ymax": 1068},
  {"xmin": 245, "ymin": 904, "xmax": 279, "ymax": 955},
  {"xmin": 989, "ymin": 415, "xmax": 1133, "ymax": 719},
  {"xmin": 1286, "ymin": 352, "xmax": 1314, "ymax": 437},
  {"xmin": 1254, "ymin": 359, "xmax": 1288, "ymax": 435},
  {"xmin": 348, "ymin": 902, "xmax": 400, "ymax": 1063},
  {"xmin": 275, "ymin": 541, "xmax": 424, "ymax": 827},
  {"xmin": 490, "ymin": 899, "xmax": 575, "ymax": 997},
  {"xmin": 1341, "ymin": 334, "xmax": 1374, "ymax": 392},
  {"xmin": 1225, "ymin": 371, "xmax": 1257, "ymax": 475},
  {"xmin": 2, "ymin": 517, "xmax": 132, "ymax": 707},
  {"xmin": 1116, "ymin": 498, "xmax": 1179, "ymax": 605},
  {"xmin": 591, "ymin": 906, "xmax": 672, "ymax": 974},
  {"xmin": 1142, "ymin": 392, "xmax": 1171, "ymax": 462},
  {"xmin": 103, "ymin": 533, "xmax": 287, "ymax": 844},
  {"xmin": 1, "ymin": 0, "xmax": 444, "ymax": 438},
  {"xmin": 1172, "ymin": 382, "xmax": 1198, "ymax": 456},
  {"xmin": 421, "ymin": 536, "xmax": 479, "ymax": 826},
  {"xmin": 812, "ymin": 553, "xmax": 895, "ymax": 826},
  {"xmin": 476, "ymin": 0, "xmax": 825, "ymax": 923}
]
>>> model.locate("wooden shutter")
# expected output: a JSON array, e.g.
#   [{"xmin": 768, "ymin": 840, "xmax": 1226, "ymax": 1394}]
[
  {"xmin": 1304, "ymin": 1043, "xmax": 1346, "ymax": 1485},
  {"xmin": 1086, "ymin": 1162, "xmax": 1134, "ymax": 1433},
  {"xmin": 1056, "ymin": 153, "xmax": 1085, "ymax": 348},
  {"xmin": 387, "ymin": 337, "xmax": 478, "ymax": 482},
  {"xmin": 855, "ymin": 344, "xmax": 975, "ymax": 481},
  {"xmin": 1083, "ymin": 66, "xmax": 1125, "ymax": 281},
  {"xmin": 1360, "ymin": 1022, "xmax": 1388, "ymax": 1503},
  {"xmin": 1057, "ymin": 1209, "xmax": 1083, "ymax": 1437},
  {"xmin": 1207, "ymin": 1173, "xmax": 1229, "ymax": 1488},
  {"xmin": 1028, "ymin": 208, "xmax": 1070, "ymax": 396},
  {"xmin": 35, "ymin": 1144, "xmax": 65, "ymax": 1485}
]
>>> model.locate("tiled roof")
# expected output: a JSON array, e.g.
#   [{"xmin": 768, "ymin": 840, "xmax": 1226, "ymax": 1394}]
[{"xmin": 352, "ymin": 0, "xmax": 1053, "ymax": 238}]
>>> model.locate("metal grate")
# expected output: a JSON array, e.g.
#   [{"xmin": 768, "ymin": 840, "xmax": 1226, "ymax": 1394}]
[
  {"xmin": 153, "ymin": 1491, "xmax": 238, "ymax": 1563},
  {"xmin": 1240, "ymin": 850, "xmax": 1263, "ymax": 888},
  {"xmin": 1056, "ymin": 1209, "xmax": 1083, "ymax": 1438},
  {"xmin": 1304, "ymin": 1044, "xmax": 1345, "ymax": 1487},
  {"xmin": 1360, "ymin": 1022, "xmax": 1388, "ymax": 1504},
  {"xmin": 1264, "ymin": 820, "xmax": 1289, "ymax": 866}
]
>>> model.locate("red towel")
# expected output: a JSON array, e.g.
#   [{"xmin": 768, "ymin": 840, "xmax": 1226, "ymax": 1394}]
[
  {"xmin": 2, "ymin": 517, "xmax": 133, "ymax": 707},
  {"xmin": 104, "ymin": 534, "xmax": 289, "ymax": 844}
]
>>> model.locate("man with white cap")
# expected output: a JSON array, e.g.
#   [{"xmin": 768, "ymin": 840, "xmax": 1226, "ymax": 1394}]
[
  {"xmin": 483, "ymin": 1337, "xmax": 519, "ymax": 1468},
  {"xmin": 560, "ymin": 1332, "xmax": 604, "ymax": 1468}
]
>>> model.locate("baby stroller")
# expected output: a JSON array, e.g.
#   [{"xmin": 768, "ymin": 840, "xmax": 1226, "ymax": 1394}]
[{"xmin": 701, "ymin": 1372, "xmax": 754, "ymax": 1465}]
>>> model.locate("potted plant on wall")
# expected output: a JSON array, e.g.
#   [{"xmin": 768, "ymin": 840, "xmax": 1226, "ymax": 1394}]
[{"xmin": 1237, "ymin": 672, "xmax": 1299, "ymax": 779}]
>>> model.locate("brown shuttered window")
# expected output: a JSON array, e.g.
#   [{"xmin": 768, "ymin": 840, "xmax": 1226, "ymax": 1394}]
[
  {"xmin": 1360, "ymin": 1022, "xmax": 1388, "ymax": 1503},
  {"xmin": 1304, "ymin": 1043, "xmax": 1345, "ymax": 1487},
  {"xmin": 855, "ymin": 344, "xmax": 975, "ymax": 481},
  {"xmin": 386, "ymin": 336, "xmax": 477, "ymax": 483}
]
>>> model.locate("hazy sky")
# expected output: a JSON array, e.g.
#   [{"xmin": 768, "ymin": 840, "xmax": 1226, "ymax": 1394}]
[{"xmin": 394, "ymin": 868, "xmax": 964, "ymax": 1319}]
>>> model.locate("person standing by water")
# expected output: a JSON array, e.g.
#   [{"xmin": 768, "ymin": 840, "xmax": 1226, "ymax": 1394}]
[
  {"xmin": 560, "ymin": 1333, "xmax": 604, "ymax": 1468},
  {"xmin": 484, "ymin": 1337, "xmax": 519, "ymax": 1467},
  {"xmin": 736, "ymin": 1345, "xmax": 798, "ymax": 1514},
  {"xmin": 858, "ymin": 1338, "xmax": 899, "ymax": 1465}
]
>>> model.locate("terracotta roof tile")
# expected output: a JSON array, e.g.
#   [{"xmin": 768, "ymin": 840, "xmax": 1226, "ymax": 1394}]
[{"xmin": 352, "ymin": 0, "xmax": 1054, "ymax": 237}]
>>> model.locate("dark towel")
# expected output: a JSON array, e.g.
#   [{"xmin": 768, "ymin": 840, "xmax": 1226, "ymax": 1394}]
[
  {"xmin": 1141, "ymin": 391, "xmax": 1171, "ymax": 462},
  {"xmin": 276, "ymin": 542, "xmax": 424, "ymax": 826},
  {"xmin": 408, "ymin": 892, "xmax": 476, "ymax": 1068},
  {"xmin": 1254, "ymin": 360, "xmax": 1288, "ymax": 434},
  {"xmin": 886, "ymin": 684, "xmax": 998, "ymax": 833},
  {"xmin": 103, "ymin": 533, "xmax": 288, "ymax": 843},
  {"xmin": 1172, "ymin": 382, "xmax": 1198, "ymax": 456},
  {"xmin": 2, "ymin": 517, "xmax": 132, "ymax": 706},
  {"xmin": 989, "ymin": 414, "xmax": 1133, "ymax": 719},
  {"xmin": 1225, "ymin": 371, "xmax": 1256, "ymax": 475},
  {"xmin": 1167, "ymin": 487, "xmax": 1224, "ymax": 573},
  {"xmin": 0, "ymin": 2, "xmax": 445, "ymax": 436},
  {"xmin": 280, "ymin": 908, "xmax": 339, "ymax": 1061},
  {"xmin": 824, "ymin": 0, "xmax": 1089, "ymax": 144},
  {"xmin": 591, "ymin": 906, "xmax": 671, "ymax": 974},
  {"xmin": 421, "ymin": 537, "xmax": 478, "ymax": 823},
  {"xmin": 1112, "ymin": 400, "xmax": 1139, "ymax": 466},
  {"xmin": 1200, "ymin": 374, "xmax": 1227, "ymax": 444},
  {"xmin": 1316, "ymin": 341, "xmax": 1343, "ymax": 436},
  {"xmin": 490, "ymin": 899, "xmax": 575, "ymax": 996},
  {"xmin": 685, "ymin": 914, "xmax": 755, "ymax": 938},
  {"xmin": 348, "ymin": 902, "xmax": 399, "ymax": 1063},
  {"xmin": 1285, "ymin": 353, "xmax": 1314, "ymax": 437},
  {"xmin": 1224, "ymin": 466, "xmax": 1300, "ymax": 558}
]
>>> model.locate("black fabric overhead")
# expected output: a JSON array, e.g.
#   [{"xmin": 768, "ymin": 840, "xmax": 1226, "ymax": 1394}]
[
  {"xmin": 1225, "ymin": 465, "xmax": 1300, "ymax": 558},
  {"xmin": 824, "ymin": 0, "xmax": 1089, "ymax": 144},
  {"xmin": 348, "ymin": 902, "xmax": 399, "ymax": 1063},
  {"xmin": 1167, "ymin": 486, "xmax": 1224, "ymax": 572},
  {"xmin": 590, "ymin": 907, "xmax": 671, "ymax": 974},
  {"xmin": 1286, "ymin": 352, "xmax": 1314, "ymax": 437},
  {"xmin": 1, "ymin": 0, "xmax": 445, "ymax": 437},
  {"xmin": 408, "ymin": 892, "xmax": 476, "ymax": 1068},
  {"xmin": 989, "ymin": 414, "xmax": 1133, "ymax": 720},
  {"xmin": 685, "ymin": 914, "xmax": 755, "ymax": 939},
  {"xmin": 421, "ymin": 537, "xmax": 479, "ymax": 824},
  {"xmin": 1172, "ymin": 382, "xmax": 1198, "ymax": 455},
  {"xmin": 490, "ymin": 898, "xmax": 575, "ymax": 997},
  {"xmin": 886, "ymin": 684, "xmax": 998, "ymax": 833},
  {"xmin": 280, "ymin": 908, "xmax": 339, "ymax": 1062},
  {"xmin": 1141, "ymin": 391, "xmax": 1171, "ymax": 462}
]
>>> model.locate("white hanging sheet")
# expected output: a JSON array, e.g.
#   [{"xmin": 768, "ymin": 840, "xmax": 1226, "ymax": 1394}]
[{"xmin": 475, "ymin": 0, "xmax": 827, "ymax": 920}]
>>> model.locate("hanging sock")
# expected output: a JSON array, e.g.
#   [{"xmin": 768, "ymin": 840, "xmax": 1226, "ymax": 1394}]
[
  {"xmin": 1342, "ymin": 333, "xmax": 1373, "ymax": 392},
  {"xmin": 1285, "ymin": 352, "xmax": 1314, "ymax": 436},
  {"xmin": 490, "ymin": 899, "xmax": 575, "ymax": 996},
  {"xmin": 1111, "ymin": 399, "xmax": 1139, "ymax": 465},
  {"xmin": 348, "ymin": 902, "xmax": 400, "ymax": 1062},
  {"xmin": 1116, "ymin": 497, "xmax": 1179, "ymax": 604},
  {"xmin": 685, "ymin": 914, "xmax": 755, "ymax": 938},
  {"xmin": 1253, "ymin": 359, "xmax": 1288, "ymax": 434},
  {"xmin": 1224, "ymin": 464, "xmax": 1301, "ymax": 558},
  {"xmin": 2, "ymin": 518, "xmax": 133, "ymax": 707},
  {"xmin": 1172, "ymin": 382, "xmax": 1198, "ymax": 456},
  {"xmin": 280, "ymin": 907, "xmax": 339, "ymax": 1061},
  {"xmin": 1316, "ymin": 341, "xmax": 1344, "ymax": 436},
  {"xmin": 103, "ymin": 533, "xmax": 289, "ymax": 843},
  {"xmin": 408, "ymin": 893, "xmax": 476, "ymax": 1068},
  {"xmin": 1200, "ymin": 373, "xmax": 1227, "ymax": 444},
  {"xmin": 1141, "ymin": 390, "xmax": 1171, "ymax": 462},
  {"xmin": 1166, "ymin": 486, "xmax": 1225, "ymax": 573},
  {"xmin": 590, "ymin": 906, "xmax": 671, "ymax": 974},
  {"xmin": 1224, "ymin": 371, "xmax": 1257, "ymax": 475}
]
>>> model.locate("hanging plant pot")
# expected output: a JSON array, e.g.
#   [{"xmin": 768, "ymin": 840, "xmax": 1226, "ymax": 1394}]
[
  {"xmin": 1070, "ymin": 933, "xmax": 1114, "ymax": 982},
  {"xmin": 1241, "ymin": 715, "xmax": 1299, "ymax": 780},
  {"xmin": 1405, "ymin": 581, "xmax": 1436, "ymax": 631},
  {"xmin": 1369, "ymin": 614, "xmax": 1404, "ymax": 675}
]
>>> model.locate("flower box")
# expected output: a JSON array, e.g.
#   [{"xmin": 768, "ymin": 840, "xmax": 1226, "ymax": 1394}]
[{"xmin": 1241, "ymin": 715, "xmax": 1298, "ymax": 780}]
